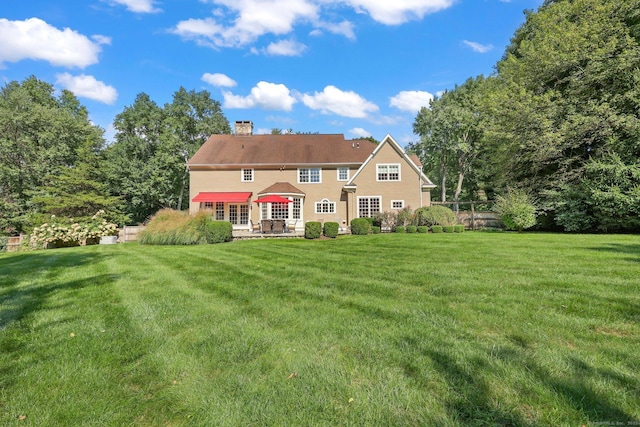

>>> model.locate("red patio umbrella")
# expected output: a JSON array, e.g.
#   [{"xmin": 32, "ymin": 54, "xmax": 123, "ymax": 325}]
[{"xmin": 254, "ymin": 195, "xmax": 293, "ymax": 203}]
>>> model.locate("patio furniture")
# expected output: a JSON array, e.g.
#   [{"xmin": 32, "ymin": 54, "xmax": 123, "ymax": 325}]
[
  {"xmin": 287, "ymin": 220, "xmax": 297, "ymax": 233},
  {"xmin": 261, "ymin": 219, "xmax": 272, "ymax": 233},
  {"xmin": 272, "ymin": 219, "xmax": 285, "ymax": 234},
  {"xmin": 250, "ymin": 220, "xmax": 261, "ymax": 233}
]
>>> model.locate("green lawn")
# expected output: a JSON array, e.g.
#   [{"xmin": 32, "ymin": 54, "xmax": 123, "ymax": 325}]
[{"xmin": 1, "ymin": 233, "xmax": 639, "ymax": 426}]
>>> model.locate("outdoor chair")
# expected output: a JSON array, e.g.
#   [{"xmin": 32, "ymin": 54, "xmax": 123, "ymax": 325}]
[
  {"xmin": 250, "ymin": 220, "xmax": 261, "ymax": 233},
  {"xmin": 272, "ymin": 219, "xmax": 285, "ymax": 234},
  {"xmin": 261, "ymin": 219, "xmax": 272, "ymax": 233}
]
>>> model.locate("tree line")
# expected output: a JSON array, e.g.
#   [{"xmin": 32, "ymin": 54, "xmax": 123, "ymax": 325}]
[
  {"xmin": 410, "ymin": 0, "xmax": 640, "ymax": 232},
  {"xmin": 0, "ymin": 78, "xmax": 230, "ymax": 235},
  {"xmin": 2, "ymin": 0, "xmax": 639, "ymax": 236}
]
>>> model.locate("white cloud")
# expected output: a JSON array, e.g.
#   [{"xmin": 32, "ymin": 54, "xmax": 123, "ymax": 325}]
[
  {"xmin": 463, "ymin": 40, "xmax": 493, "ymax": 53},
  {"xmin": 223, "ymin": 81, "xmax": 297, "ymax": 111},
  {"xmin": 174, "ymin": 0, "xmax": 317, "ymax": 48},
  {"xmin": 108, "ymin": 0, "xmax": 161, "ymax": 13},
  {"xmin": 315, "ymin": 20, "xmax": 356, "ymax": 40},
  {"xmin": 343, "ymin": 0, "xmax": 454, "ymax": 25},
  {"xmin": 202, "ymin": 72, "xmax": 237, "ymax": 87},
  {"xmin": 55, "ymin": 73, "xmax": 118, "ymax": 104},
  {"xmin": 91, "ymin": 35, "xmax": 112, "ymax": 45},
  {"xmin": 302, "ymin": 85, "xmax": 379, "ymax": 118},
  {"xmin": 349, "ymin": 127, "xmax": 371, "ymax": 138},
  {"xmin": 389, "ymin": 90, "xmax": 434, "ymax": 112},
  {"xmin": 265, "ymin": 39, "xmax": 307, "ymax": 56},
  {"xmin": 0, "ymin": 18, "xmax": 103, "ymax": 68},
  {"xmin": 174, "ymin": 0, "xmax": 451, "ymax": 49}
]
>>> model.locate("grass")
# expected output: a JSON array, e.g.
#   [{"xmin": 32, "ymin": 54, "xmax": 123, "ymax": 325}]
[{"xmin": 1, "ymin": 233, "xmax": 639, "ymax": 426}]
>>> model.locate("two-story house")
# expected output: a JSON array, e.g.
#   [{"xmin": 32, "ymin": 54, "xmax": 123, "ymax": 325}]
[{"xmin": 187, "ymin": 121, "xmax": 435, "ymax": 232}]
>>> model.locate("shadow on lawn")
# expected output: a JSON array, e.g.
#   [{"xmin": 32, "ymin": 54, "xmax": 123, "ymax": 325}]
[
  {"xmin": 426, "ymin": 348, "xmax": 537, "ymax": 427},
  {"xmin": 402, "ymin": 338, "xmax": 639, "ymax": 425},
  {"xmin": 491, "ymin": 346, "xmax": 638, "ymax": 424},
  {"xmin": 588, "ymin": 243, "xmax": 640, "ymax": 262},
  {"xmin": 0, "ymin": 273, "xmax": 119, "ymax": 390}
]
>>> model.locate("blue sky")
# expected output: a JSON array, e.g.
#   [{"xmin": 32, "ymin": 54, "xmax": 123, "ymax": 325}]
[{"xmin": 0, "ymin": 0, "xmax": 543, "ymax": 145}]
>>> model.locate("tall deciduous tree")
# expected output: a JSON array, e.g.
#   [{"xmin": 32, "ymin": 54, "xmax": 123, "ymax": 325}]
[
  {"xmin": 411, "ymin": 76, "xmax": 485, "ymax": 206},
  {"xmin": 104, "ymin": 89, "xmax": 230, "ymax": 224},
  {"xmin": 0, "ymin": 76, "xmax": 104, "ymax": 234},
  {"xmin": 486, "ymin": 0, "xmax": 640, "ymax": 231}
]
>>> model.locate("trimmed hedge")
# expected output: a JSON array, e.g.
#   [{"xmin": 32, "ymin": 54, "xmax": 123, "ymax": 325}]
[
  {"xmin": 406, "ymin": 226, "xmax": 417, "ymax": 233},
  {"xmin": 454, "ymin": 225, "xmax": 465, "ymax": 233},
  {"xmin": 394, "ymin": 226, "xmax": 406, "ymax": 233},
  {"xmin": 204, "ymin": 221, "xmax": 233, "ymax": 243},
  {"xmin": 372, "ymin": 226, "xmax": 381, "ymax": 234},
  {"xmin": 431, "ymin": 225, "xmax": 443, "ymax": 233},
  {"xmin": 417, "ymin": 226, "xmax": 429, "ymax": 233},
  {"xmin": 323, "ymin": 222, "xmax": 339, "ymax": 238},
  {"xmin": 305, "ymin": 221, "xmax": 322, "ymax": 239},
  {"xmin": 443, "ymin": 226, "xmax": 456, "ymax": 233},
  {"xmin": 350, "ymin": 218, "xmax": 371, "ymax": 235}
]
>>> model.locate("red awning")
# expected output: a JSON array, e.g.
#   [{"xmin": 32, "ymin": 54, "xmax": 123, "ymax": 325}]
[
  {"xmin": 192, "ymin": 192, "xmax": 252, "ymax": 203},
  {"xmin": 253, "ymin": 195, "xmax": 292, "ymax": 204}
]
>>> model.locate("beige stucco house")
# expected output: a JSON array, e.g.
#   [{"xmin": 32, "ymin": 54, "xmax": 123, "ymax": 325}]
[{"xmin": 187, "ymin": 121, "xmax": 435, "ymax": 232}]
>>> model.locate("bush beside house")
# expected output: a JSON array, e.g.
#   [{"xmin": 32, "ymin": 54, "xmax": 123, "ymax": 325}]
[
  {"xmin": 138, "ymin": 210, "xmax": 231, "ymax": 245},
  {"xmin": 305, "ymin": 222, "xmax": 322, "ymax": 239},
  {"xmin": 350, "ymin": 218, "xmax": 371, "ymax": 235},
  {"xmin": 323, "ymin": 222, "xmax": 339, "ymax": 238}
]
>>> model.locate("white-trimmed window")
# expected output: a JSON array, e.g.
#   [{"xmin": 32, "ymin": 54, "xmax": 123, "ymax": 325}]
[
  {"xmin": 271, "ymin": 202, "xmax": 289, "ymax": 219},
  {"xmin": 242, "ymin": 168, "xmax": 254, "ymax": 182},
  {"xmin": 203, "ymin": 202, "xmax": 214, "ymax": 210},
  {"xmin": 315, "ymin": 198, "xmax": 336, "ymax": 214},
  {"xmin": 229, "ymin": 205, "xmax": 238, "ymax": 224},
  {"xmin": 298, "ymin": 168, "xmax": 321, "ymax": 183},
  {"xmin": 337, "ymin": 167, "xmax": 349, "ymax": 181},
  {"xmin": 240, "ymin": 205, "xmax": 249, "ymax": 225},
  {"xmin": 358, "ymin": 196, "xmax": 381, "ymax": 218},
  {"xmin": 391, "ymin": 200, "xmax": 404, "ymax": 209},
  {"xmin": 215, "ymin": 202, "xmax": 224, "ymax": 220},
  {"xmin": 293, "ymin": 198, "xmax": 301, "ymax": 219},
  {"xmin": 377, "ymin": 164, "xmax": 400, "ymax": 181}
]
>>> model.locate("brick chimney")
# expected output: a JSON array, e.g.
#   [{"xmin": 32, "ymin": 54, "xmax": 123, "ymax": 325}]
[{"xmin": 235, "ymin": 120, "xmax": 253, "ymax": 135}]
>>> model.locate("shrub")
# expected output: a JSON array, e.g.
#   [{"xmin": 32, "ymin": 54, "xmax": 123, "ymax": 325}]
[
  {"xmin": 305, "ymin": 221, "xmax": 322, "ymax": 239},
  {"xmin": 139, "ymin": 210, "xmax": 230, "ymax": 245},
  {"xmin": 350, "ymin": 218, "xmax": 371, "ymax": 235},
  {"xmin": 394, "ymin": 226, "xmax": 406, "ymax": 233},
  {"xmin": 493, "ymin": 189, "xmax": 537, "ymax": 232},
  {"xmin": 0, "ymin": 236, "xmax": 7, "ymax": 252},
  {"xmin": 323, "ymin": 222, "xmax": 339, "ymax": 238},
  {"xmin": 29, "ymin": 211, "xmax": 119, "ymax": 249},
  {"xmin": 204, "ymin": 221, "xmax": 233, "ymax": 243},
  {"xmin": 375, "ymin": 212, "xmax": 395, "ymax": 232},
  {"xmin": 443, "ymin": 226, "xmax": 456, "ymax": 233},
  {"xmin": 431, "ymin": 225, "xmax": 443, "ymax": 233},
  {"xmin": 371, "ymin": 226, "xmax": 381, "ymax": 234},
  {"xmin": 417, "ymin": 226, "xmax": 429, "ymax": 233},
  {"xmin": 454, "ymin": 225, "xmax": 465, "ymax": 233},
  {"xmin": 396, "ymin": 207, "xmax": 413, "ymax": 227},
  {"xmin": 406, "ymin": 226, "xmax": 417, "ymax": 233},
  {"xmin": 413, "ymin": 206, "xmax": 457, "ymax": 227}
]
